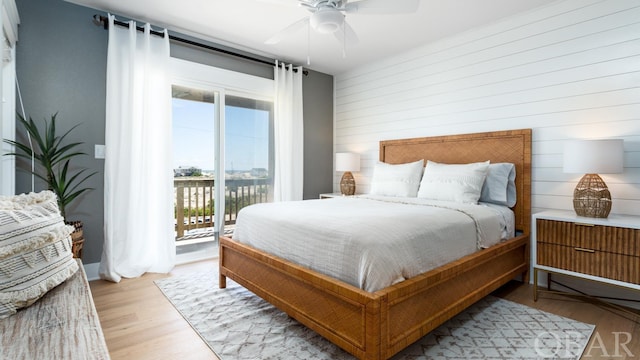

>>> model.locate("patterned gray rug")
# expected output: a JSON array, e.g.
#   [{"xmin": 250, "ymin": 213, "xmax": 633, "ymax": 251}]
[{"xmin": 155, "ymin": 271, "xmax": 594, "ymax": 360}]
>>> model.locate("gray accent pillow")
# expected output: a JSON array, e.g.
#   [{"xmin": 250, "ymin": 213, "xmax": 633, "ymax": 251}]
[{"xmin": 480, "ymin": 163, "xmax": 516, "ymax": 207}]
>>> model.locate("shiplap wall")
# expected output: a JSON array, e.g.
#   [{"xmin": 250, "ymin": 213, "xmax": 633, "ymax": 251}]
[{"xmin": 334, "ymin": 0, "xmax": 640, "ymax": 217}]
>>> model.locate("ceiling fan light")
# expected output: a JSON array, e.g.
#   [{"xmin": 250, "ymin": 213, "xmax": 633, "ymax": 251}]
[{"xmin": 310, "ymin": 9, "xmax": 344, "ymax": 34}]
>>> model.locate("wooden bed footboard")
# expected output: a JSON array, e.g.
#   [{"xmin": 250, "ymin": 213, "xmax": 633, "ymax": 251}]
[
  {"xmin": 219, "ymin": 233, "xmax": 529, "ymax": 360},
  {"xmin": 219, "ymin": 235, "xmax": 382, "ymax": 357}
]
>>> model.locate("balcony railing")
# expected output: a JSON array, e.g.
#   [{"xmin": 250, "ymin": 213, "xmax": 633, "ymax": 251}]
[{"xmin": 174, "ymin": 177, "xmax": 271, "ymax": 240}]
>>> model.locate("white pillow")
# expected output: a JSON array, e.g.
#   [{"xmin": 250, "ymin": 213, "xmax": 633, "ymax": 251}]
[
  {"xmin": 369, "ymin": 159, "xmax": 424, "ymax": 197},
  {"xmin": 480, "ymin": 163, "xmax": 517, "ymax": 207},
  {"xmin": 417, "ymin": 160, "xmax": 490, "ymax": 204}
]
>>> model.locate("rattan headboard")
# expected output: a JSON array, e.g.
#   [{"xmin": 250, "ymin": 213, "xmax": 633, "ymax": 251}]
[{"xmin": 380, "ymin": 129, "xmax": 532, "ymax": 235}]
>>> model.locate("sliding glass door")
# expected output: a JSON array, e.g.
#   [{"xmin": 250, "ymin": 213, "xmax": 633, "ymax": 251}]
[
  {"xmin": 172, "ymin": 85, "xmax": 221, "ymax": 260},
  {"xmin": 172, "ymin": 85, "xmax": 218, "ymax": 241},
  {"xmin": 170, "ymin": 58, "xmax": 274, "ymax": 261},
  {"xmin": 223, "ymin": 95, "xmax": 274, "ymax": 236}
]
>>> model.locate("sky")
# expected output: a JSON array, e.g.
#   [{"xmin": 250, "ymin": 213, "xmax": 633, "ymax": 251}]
[{"xmin": 172, "ymin": 97, "xmax": 269, "ymax": 172}]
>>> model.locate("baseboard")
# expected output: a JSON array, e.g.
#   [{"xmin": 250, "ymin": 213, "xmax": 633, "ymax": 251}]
[
  {"xmin": 82, "ymin": 254, "xmax": 219, "ymax": 281},
  {"xmin": 83, "ymin": 262, "xmax": 100, "ymax": 281}
]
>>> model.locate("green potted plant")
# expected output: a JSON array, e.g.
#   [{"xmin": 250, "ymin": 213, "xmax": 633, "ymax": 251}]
[{"xmin": 3, "ymin": 113, "xmax": 97, "ymax": 258}]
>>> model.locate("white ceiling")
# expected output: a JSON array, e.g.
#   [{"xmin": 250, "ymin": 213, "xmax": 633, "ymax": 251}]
[{"xmin": 66, "ymin": 0, "xmax": 558, "ymax": 75}]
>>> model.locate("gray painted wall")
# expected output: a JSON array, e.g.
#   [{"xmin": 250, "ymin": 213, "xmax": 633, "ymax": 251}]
[
  {"xmin": 15, "ymin": 0, "xmax": 333, "ymax": 264},
  {"xmin": 303, "ymin": 70, "xmax": 334, "ymax": 199},
  {"xmin": 16, "ymin": 0, "xmax": 107, "ymax": 264}
]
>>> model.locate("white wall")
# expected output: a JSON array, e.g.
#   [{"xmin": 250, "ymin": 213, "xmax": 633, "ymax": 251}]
[{"xmin": 334, "ymin": 0, "xmax": 640, "ymax": 217}]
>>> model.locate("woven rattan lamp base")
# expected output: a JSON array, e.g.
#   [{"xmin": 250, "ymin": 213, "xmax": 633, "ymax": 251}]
[
  {"xmin": 340, "ymin": 171, "xmax": 356, "ymax": 195},
  {"xmin": 573, "ymin": 173, "xmax": 612, "ymax": 218}
]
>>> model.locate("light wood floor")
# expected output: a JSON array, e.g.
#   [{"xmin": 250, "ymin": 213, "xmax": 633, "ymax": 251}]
[{"xmin": 90, "ymin": 259, "xmax": 640, "ymax": 360}]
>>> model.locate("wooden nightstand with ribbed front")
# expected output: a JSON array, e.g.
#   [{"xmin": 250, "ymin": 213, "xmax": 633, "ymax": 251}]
[{"xmin": 532, "ymin": 210, "xmax": 640, "ymax": 301}]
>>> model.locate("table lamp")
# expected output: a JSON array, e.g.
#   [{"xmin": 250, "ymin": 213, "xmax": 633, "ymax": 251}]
[
  {"xmin": 336, "ymin": 152, "xmax": 360, "ymax": 196},
  {"xmin": 563, "ymin": 139, "xmax": 623, "ymax": 218}
]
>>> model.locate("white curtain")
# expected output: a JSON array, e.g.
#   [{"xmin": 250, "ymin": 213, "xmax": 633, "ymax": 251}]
[
  {"xmin": 273, "ymin": 61, "xmax": 304, "ymax": 202},
  {"xmin": 99, "ymin": 15, "xmax": 175, "ymax": 282}
]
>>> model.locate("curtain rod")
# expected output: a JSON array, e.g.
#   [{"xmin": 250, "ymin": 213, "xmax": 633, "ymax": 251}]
[{"xmin": 92, "ymin": 15, "xmax": 308, "ymax": 75}]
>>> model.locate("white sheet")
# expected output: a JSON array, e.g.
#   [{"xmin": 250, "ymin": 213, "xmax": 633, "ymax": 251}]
[{"xmin": 232, "ymin": 196, "xmax": 512, "ymax": 292}]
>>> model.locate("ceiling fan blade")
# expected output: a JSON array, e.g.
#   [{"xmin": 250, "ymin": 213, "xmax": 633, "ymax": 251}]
[
  {"xmin": 344, "ymin": 0, "xmax": 420, "ymax": 14},
  {"xmin": 265, "ymin": 17, "xmax": 310, "ymax": 44},
  {"xmin": 334, "ymin": 21, "xmax": 359, "ymax": 45}
]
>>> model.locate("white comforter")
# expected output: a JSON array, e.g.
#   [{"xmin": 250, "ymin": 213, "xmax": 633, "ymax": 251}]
[{"xmin": 232, "ymin": 195, "xmax": 512, "ymax": 292}]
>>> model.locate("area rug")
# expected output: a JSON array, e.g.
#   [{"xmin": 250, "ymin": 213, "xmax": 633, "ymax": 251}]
[{"xmin": 155, "ymin": 271, "xmax": 595, "ymax": 360}]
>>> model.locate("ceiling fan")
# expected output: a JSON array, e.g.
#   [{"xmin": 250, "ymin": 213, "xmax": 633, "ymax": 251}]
[{"xmin": 264, "ymin": 0, "xmax": 420, "ymax": 46}]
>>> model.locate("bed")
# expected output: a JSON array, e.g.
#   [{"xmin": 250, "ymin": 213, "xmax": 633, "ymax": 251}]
[{"xmin": 219, "ymin": 129, "xmax": 532, "ymax": 360}]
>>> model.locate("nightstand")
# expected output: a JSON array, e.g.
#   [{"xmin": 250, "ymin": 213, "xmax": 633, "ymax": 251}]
[
  {"xmin": 532, "ymin": 210, "xmax": 640, "ymax": 301},
  {"xmin": 319, "ymin": 193, "xmax": 344, "ymax": 199}
]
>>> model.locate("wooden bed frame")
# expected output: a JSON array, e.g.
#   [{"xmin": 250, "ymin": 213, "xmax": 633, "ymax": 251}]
[{"xmin": 219, "ymin": 129, "xmax": 532, "ymax": 360}]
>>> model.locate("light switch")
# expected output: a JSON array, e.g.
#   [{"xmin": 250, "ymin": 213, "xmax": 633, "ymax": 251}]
[{"xmin": 95, "ymin": 144, "xmax": 105, "ymax": 159}]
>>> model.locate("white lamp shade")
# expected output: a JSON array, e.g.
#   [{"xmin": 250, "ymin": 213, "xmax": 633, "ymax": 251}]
[
  {"xmin": 335, "ymin": 152, "xmax": 360, "ymax": 172},
  {"xmin": 563, "ymin": 139, "xmax": 623, "ymax": 174}
]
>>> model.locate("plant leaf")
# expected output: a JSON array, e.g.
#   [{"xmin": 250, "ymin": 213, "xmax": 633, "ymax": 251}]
[{"xmin": 3, "ymin": 113, "xmax": 96, "ymax": 219}]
